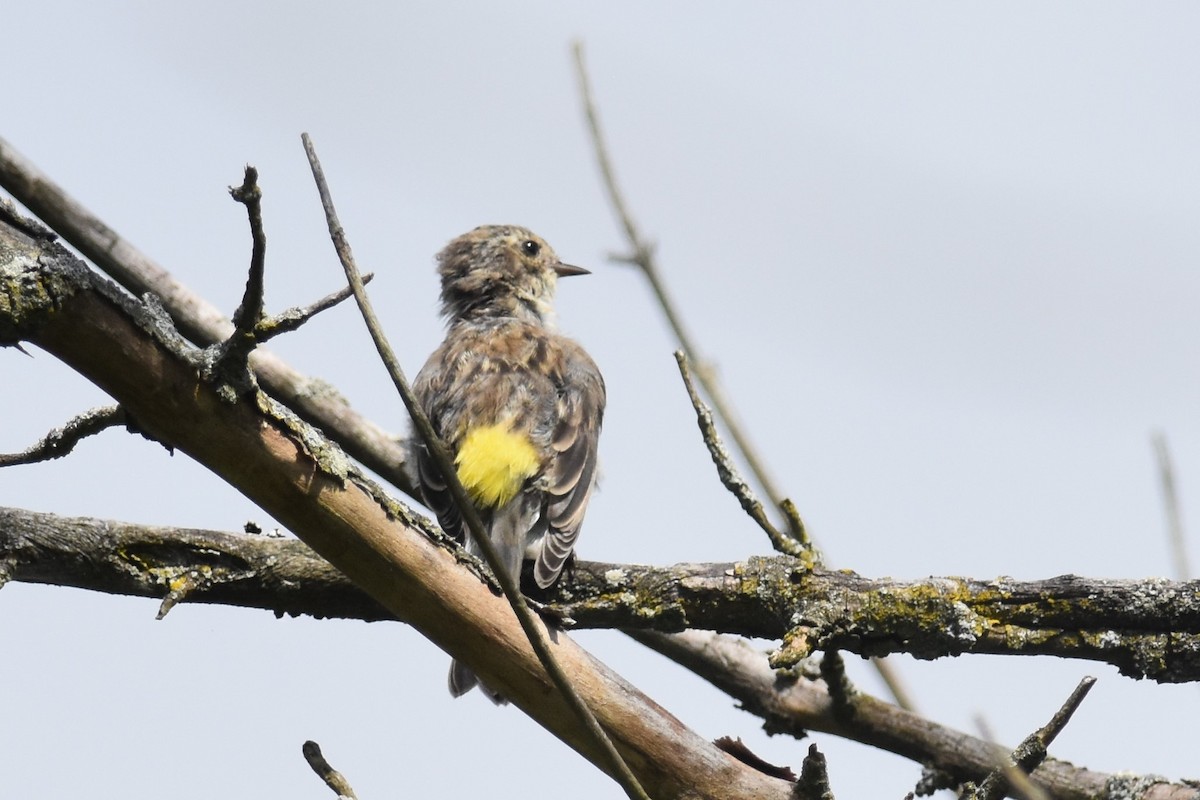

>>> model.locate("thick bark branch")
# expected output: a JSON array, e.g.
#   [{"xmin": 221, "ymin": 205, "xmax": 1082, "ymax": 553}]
[
  {"xmin": 0, "ymin": 506, "xmax": 393, "ymax": 622},
  {"xmin": 554, "ymin": 561, "xmax": 1200, "ymax": 683},
  {"xmin": 5, "ymin": 203, "xmax": 1198, "ymax": 798},
  {"xmin": 0, "ymin": 207, "xmax": 795, "ymax": 800},
  {"xmin": 5, "ymin": 483, "xmax": 1199, "ymax": 684},
  {"xmin": 3, "ymin": 507, "xmax": 1197, "ymax": 800},
  {"xmin": 0, "ymin": 136, "xmax": 417, "ymax": 497}
]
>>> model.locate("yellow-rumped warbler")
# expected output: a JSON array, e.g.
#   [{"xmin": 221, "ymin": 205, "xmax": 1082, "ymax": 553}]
[{"xmin": 408, "ymin": 225, "xmax": 605, "ymax": 700}]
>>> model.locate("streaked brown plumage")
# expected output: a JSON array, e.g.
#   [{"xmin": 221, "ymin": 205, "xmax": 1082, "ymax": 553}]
[{"xmin": 407, "ymin": 225, "xmax": 605, "ymax": 700}]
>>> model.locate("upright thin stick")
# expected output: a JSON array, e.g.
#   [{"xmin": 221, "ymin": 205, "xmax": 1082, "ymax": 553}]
[
  {"xmin": 300, "ymin": 134, "xmax": 649, "ymax": 800},
  {"xmin": 572, "ymin": 42, "xmax": 919, "ymax": 712},
  {"xmin": 1152, "ymin": 431, "xmax": 1191, "ymax": 580},
  {"xmin": 571, "ymin": 41, "xmax": 791, "ymax": 521}
]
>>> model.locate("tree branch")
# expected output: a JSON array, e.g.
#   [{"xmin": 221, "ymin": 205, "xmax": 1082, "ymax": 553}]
[
  {"xmin": 0, "ymin": 204, "xmax": 796, "ymax": 800},
  {"xmin": 572, "ymin": 42, "xmax": 795, "ymax": 529},
  {"xmin": 675, "ymin": 350, "xmax": 813, "ymax": 561},
  {"xmin": 554, "ymin": 560, "xmax": 1200, "ymax": 683},
  {"xmin": 0, "ymin": 136, "xmax": 418, "ymax": 497},
  {"xmin": 301, "ymin": 133, "xmax": 649, "ymax": 800},
  {"xmin": 969, "ymin": 678, "xmax": 1095, "ymax": 800},
  {"xmin": 4, "ymin": 506, "xmax": 1196, "ymax": 800},
  {"xmin": 5, "ymin": 494, "xmax": 1200, "ymax": 683}
]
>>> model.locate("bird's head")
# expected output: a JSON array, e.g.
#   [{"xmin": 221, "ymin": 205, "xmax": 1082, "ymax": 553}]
[{"xmin": 436, "ymin": 225, "xmax": 588, "ymax": 323}]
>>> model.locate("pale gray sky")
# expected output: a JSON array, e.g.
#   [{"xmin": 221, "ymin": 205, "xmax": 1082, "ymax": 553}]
[{"xmin": 4, "ymin": 3, "xmax": 1198, "ymax": 797}]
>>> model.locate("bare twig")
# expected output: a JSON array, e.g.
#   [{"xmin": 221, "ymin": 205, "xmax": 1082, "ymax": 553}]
[
  {"xmin": 300, "ymin": 134, "xmax": 650, "ymax": 800},
  {"xmin": 0, "ymin": 405, "xmax": 126, "ymax": 467},
  {"xmin": 0, "ymin": 135, "xmax": 417, "ymax": 495},
  {"xmin": 572, "ymin": 43, "xmax": 923, "ymax": 714},
  {"xmin": 1152, "ymin": 432, "xmax": 1191, "ymax": 580},
  {"xmin": 714, "ymin": 737, "xmax": 797, "ymax": 782},
  {"xmin": 675, "ymin": 351, "xmax": 812, "ymax": 560},
  {"xmin": 229, "ymin": 166, "xmax": 267, "ymax": 335},
  {"xmin": 256, "ymin": 273, "xmax": 374, "ymax": 343},
  {"xmin": 1036, "ymin": 677, "xmax": 1097, "ymax": 743},
  {"xmin": 868, "ymin": 657, "xmax": 919, "ymax": 714},
  {"xmin": 972, "ymin": 677, "xmax": 1096, "ymax": 800},
  {"xmin": 572, "ymin": 41, "xmax": 792, "ymax": 520},
  {"xmin": 302, "ymin": 740, "xmax": 359, "ymax": 800},
  {"xmin": 230, "ymin": 164, "xmax": 374, "ymax": 349},
  {"xmin": 973, "ymin": 716, "xmax": 1051, "ymax": 800},
  {"xmin": 216, "ymin": 165, "xmax": 269, "ymax": 380}
]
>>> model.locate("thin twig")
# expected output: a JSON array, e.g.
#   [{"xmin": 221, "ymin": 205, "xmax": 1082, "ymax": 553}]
[
  {"xmin": 973, "ymin": 716, "xmax": 1051, "ymax": 800},
  {"xmin": 972, "ymin": 677, "xmax": 1096, "ymax": 800},
  {"xmin": 713, "ymin": 737, "xmax": 797, "ymax": 782},
  {"xmin": 229, "ymin": 166, "xmax": 267, "ymax": 334},
  {"xmin": 675, "ymin": 351, "xmax": 812, "ymax": 559},
  {"xmin": 0, "ymin": 135, "xmax": 418, "ymax": 496},
  {"xmin": 573, "ymin": 41, "xmax": 923, "ymax": 713},
  {"xmin": 217, "ymin": 166, "xmax": 269, "ymax": 377},
  {"xmin": 572, "ymin": 40, "xmax": 791, "ymax": 519},
  {"xmin": 302, "ymin": 740, "xmax": 359, "ymax": 800},
  {"xmin": 300, "ymin": 133, "xmax": 649, "ymax": 800},
  {"xmin": 0, "ymin": 405, "xmax": 126, "ymax": 467},
  {"xmin": 1152, "ymin": 431, "xmax": 1191, "ymax": 580},
  {"xmin": 868, "ymin": 657, "xmax": 919, "ymax": 715},
  {"xmin": 256, "ymin": 273, "xmax": 375, "ymax": 343},
  {"xmin": 1035, "ymin": 676, "xmax": 1096, "ymax": 744}
]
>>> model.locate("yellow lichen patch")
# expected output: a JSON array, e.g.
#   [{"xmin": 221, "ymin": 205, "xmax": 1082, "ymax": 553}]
[{"xmin": 455, "ymin": 423, "xmax": 539, "ymax": 508}]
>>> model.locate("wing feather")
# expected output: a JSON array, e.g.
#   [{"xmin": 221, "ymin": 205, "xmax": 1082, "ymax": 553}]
[{"xmin": 533, "ymin": 349, "xmax": 605, "ymax": 589}]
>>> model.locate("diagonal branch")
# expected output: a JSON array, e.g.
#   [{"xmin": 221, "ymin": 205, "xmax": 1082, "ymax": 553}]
[
  {"xmin": 571, "ymin": 42, "xmax": 793, "ymax": 525},
  {"xmin": 675, "ymin": 350, "xmax": 814, "ymax": 560},
  {"xmin": 300, "ymin": 134, "xmax": 649, "ymax": 800},
  {"xmin": 970, "ymin": 677, "xmax": 1096, "ymax": 800},
  {"xmin": 257, "ymin": 273, "xmax": 374, "ymax": 343},
  {"xmin": 0, "ymin": 135, "xmax": 417, "ymax": 497},
  {"xmin": 0, "ymin": 203, "xmax": 795, "ymax": 800}
]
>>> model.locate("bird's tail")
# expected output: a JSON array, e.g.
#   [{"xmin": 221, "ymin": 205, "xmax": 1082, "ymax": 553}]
[
  {"xmin": 448, "ymin": 659, "xmax": 507, "ymax": 704},
  {"xmin": 446, "ymin": 501, "xmax": 535, "ymax": 703},
  {"xmin": 448, "ymin": 658, "xmax": 479, "ymax": 697}
]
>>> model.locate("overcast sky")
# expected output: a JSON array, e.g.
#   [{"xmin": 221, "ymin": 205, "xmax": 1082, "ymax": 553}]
[{"xmin": 3, "ymin": 4, "xmax": 1199, "ymax": 798}]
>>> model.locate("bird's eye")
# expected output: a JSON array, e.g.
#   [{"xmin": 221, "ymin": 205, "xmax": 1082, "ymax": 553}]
[{"xmin": 521, "ymin": 240, "xmax": 541, "ymax": 257}]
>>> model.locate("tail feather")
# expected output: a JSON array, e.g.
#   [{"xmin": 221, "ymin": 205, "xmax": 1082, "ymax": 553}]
[
  {"xmin": 448, "ymin": 658, "xmax": 478, "ymax": 697},
  {"xmin": 448, "ymin": 659, "xmax": 507, "ymax": 705},
  {"xmin": 448, "ymin": 500, "xmax": 537, "ymax": 703}
]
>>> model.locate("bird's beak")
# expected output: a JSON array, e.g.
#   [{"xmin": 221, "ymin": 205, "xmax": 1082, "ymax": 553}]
[{"xmin": 554, "ymin": 262, "xmax": 591, "ymax": 277}]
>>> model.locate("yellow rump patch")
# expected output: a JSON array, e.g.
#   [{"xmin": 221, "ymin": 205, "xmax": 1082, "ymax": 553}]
[{"xmin": 455, "ymin": 423, "xmax": 539, "ymax": 508}]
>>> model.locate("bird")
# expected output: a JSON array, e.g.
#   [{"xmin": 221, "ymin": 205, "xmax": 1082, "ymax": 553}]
[{"xmin": 407, "ymin": 224, "xmax": 605, "ymax": 701}]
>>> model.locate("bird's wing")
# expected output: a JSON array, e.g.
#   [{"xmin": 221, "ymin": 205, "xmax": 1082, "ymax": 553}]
[
  {"xmin": 409, "ymin": 345, "xmax": 470, "ymax": 544},
  {"xmin": 534, "ymin": 348, "xmax": 606, "ymax": 589}
]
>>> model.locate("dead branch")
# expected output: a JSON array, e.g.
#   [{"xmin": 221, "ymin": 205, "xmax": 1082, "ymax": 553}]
[
  {"xmin": 0, "ymin": 204, "xmax": 796, "ymax": 800},
  {"xmin": 0, "ymin": 136, "xmax": 417, "ymax": 497},
  {"xmin": 4, "ymin": 507, "xmax": 1196, "ymax": 800}
]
